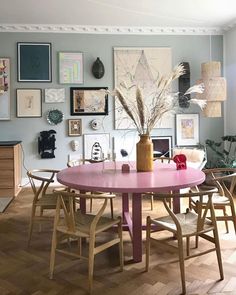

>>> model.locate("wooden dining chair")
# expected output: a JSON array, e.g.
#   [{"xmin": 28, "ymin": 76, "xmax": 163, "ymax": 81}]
[
  {"xmin": 145, "ymin": 157, "xmax": 173, "ymax": 210},
  {"xmin": 49, "ymin": 190, "xmax": 123, "ymax": 294},
  {"xmin": 190, "ymin": 168, "xmax": 236, "ymax": 236},
  {"xmin": 27, "ymin": 169, "xmax": 64, "ymax": 246},
  {"xmin": 146, "ymin": 190, "xmax": 224, "ymax": 295},
  {"xmin": 67, "ymin": 158, "xmax": 114, "ymax": 218}
]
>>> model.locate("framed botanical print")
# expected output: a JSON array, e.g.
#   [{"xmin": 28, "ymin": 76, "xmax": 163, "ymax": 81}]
[
  {"xmin": 68, "ymin": 119, "xmax": 82, "ymax": 136},
  {"xmin": 70, "ymin": 87, "xmax": 108, "ymax": 116},
  {"xmin": 16, "ymin": 89, "xmax": 42, "ymax": 117},
  {"xmin": 17, "ymin": 42, "xmax": 52, "ymax": 82},
  {"xmin": 176, "ymin": 113, "xmax": 199, "ymax": 146}
]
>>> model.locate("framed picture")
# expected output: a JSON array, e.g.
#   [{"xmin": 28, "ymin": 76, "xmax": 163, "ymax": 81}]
[
  {"xmin": 17, "ymin": 42, "xmax": 52, "ymax": 82},
  {"xmin": 70, "ymin": 87, "xmax": 108, "ymax": 116},
  {"xmin": 45, "ymin": 88, "xmax": 65, "ymax": 103},
  {"xmin": 68, "ymin": 119, "xmax": 82, "ymax": 136},
  {"xmin": 0, "ymin": 58, "xmax": 10, "ymax": 120},
  {"xmin": 84, "ymin": 133, "xmax": 110, "ymax": 160},
  {"xmin": 176, "ymin": 113, "xmax": 199, "ymax": 146},
  {"xmin": 151, "ymin": 136, "xmax": 172, "ymax": 158},
  {"xmin": 114, "ymin": 47, "xmax": 172, "ymax": 129},
  {"xmin": 16, "ymin": 89, "xmax": 42, "ymax": 117},
  {"xmin": 59, "ymin": 52, "xmax": 83, "ymax": 84}
]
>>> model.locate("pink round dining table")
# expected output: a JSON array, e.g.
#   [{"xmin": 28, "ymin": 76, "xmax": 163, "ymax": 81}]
[{"xmin": 57, "ymin": 161, "xmax": 205, "ymax": 262}]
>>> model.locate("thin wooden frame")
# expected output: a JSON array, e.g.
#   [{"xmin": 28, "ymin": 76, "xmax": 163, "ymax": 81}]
[
  {"xmin": 70, "ymin": 87, "xmax": 108, "ymax": 116},
  {"xmin": 176, "ymin": 113, "xmax": 199, "ymax": 146},
  {"xmin": 59, "ymin": 52, "xmax": 83, "ymax": 84},
  {"xmin": 16, "ymin": 89, "xmax": 42, "ymax": 118},
  {"xmin": 17, "ymin": 42, "xmax": 52, "ymax": 82},
  {"xmin": 0, "ymin": 58, "xmax": 10, "ymax": 120},
  {"xmin": 151, "ymin": 136, "xmax": 172, "ymax": 158},
  {"xmin": 68, "ymin": 119, "xmax": 82, "ymax": 136}
]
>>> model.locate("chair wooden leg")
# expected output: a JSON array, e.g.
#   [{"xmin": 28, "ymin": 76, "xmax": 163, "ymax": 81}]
[
  {"xmin": 223, "ymin": 207, "xmax": 229, "ymax": 233},
  {"xmin": 110, "ymin": 198, "xmax": 114, "ymax": 219},
  {"xmin": 229, "ymin": 201, "xmax": 236, "ymax": 235},
  {"xmin": 88, "ymin": 236, "xmax": 95, "ymax": 294},
  {"xmin": 177, "ymin": 236, "xmax": 186, "ymax": 295},
  {"xmin": 186, "ymin": 237, "xmax": 190, "ymax": 256},
  {"xmin": 90, "ymin": 198, "xmax": 93, "ymax": 213},
  {"xmin": 150, "ymin": 196, "xmax": 154, "ymax": 211},
  {"xmin": 145, "ymin": 216, "xmax": 151, "ymax": 271},
  {"xmin": 28, "ymin": 205, "xmax": 36, "ymax": 247},
  {"xmin": 49, "ymin": 229, "xmax": 57, "ymax": 279},
  {"xmin": 118, "ymin": 218, "xmax": 124, "ymax": 271},
  {"xmin": 213, "ymin": 229, "xmax": 224, "ymax": 280}
]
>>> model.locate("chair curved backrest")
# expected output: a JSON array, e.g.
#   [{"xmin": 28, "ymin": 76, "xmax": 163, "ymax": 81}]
[{"xmin": 173, "ymin": 147, "xmax": 207, "ymax": 170}]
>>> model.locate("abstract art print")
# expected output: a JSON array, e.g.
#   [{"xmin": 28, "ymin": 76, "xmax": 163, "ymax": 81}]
[
  {"xmin": 84, "ymin": 133, "xmax": 110, "ymax": 160},
  {"xmin": 16, "ymin": 89, "xmax": 42, "ymax": 117},
  {"xmin": 0, "ymin": 58, "xmax": 10, "ymax": 120},
  {"xmin": 176, "ymin": 113, "xmax": 199, "ymax": 146},
  {"xmin": 59, "ymin": 52, "xmax": 83, "ymax": 84},
  {"xmin": 70, "ymin": 87, "xmax": 108, "ymax": 115},
  {"xmin": 151, "ymin": 136, "xmax": 172, "ymax": 158},
  {"xmin": 17, "ymin": 42, "xmax": 52, "ymax": 82},
  {"xmin": 114, "ymin": 47, "xmax": 172, "ymax": 129}
]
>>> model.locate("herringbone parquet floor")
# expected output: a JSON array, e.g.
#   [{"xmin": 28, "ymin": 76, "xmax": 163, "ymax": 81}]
[{"xmin": 1, "ymin": 188, "xmax": 236, "ymax": 295}]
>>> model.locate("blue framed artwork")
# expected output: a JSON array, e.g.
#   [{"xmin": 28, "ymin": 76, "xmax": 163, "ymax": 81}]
[{"xmin": 17, "ymin": 42, "xmax": 52, "ymax": 82}]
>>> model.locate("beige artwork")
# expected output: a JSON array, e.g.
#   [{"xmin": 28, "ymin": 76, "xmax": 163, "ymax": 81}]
[{"xmin": 114, "ymin": 47, "xmax": 172, "ymax": 130}]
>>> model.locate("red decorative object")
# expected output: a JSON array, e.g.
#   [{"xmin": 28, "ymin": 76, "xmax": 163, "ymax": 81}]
[
  {"xmin": 122, "ymin": 164, "xmax": 130, "ymax": 173},
  {"xmin": 173, "ymin": 154, "xmax": 187, "ymax": 170}
]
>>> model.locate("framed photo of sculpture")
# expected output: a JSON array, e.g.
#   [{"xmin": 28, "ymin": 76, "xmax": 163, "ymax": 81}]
[
  {"xmin": 151, "ymin": 136, "xmax": 172, "ymax": 158},
  {"xmin": 176, "ymin": 113, "xmax": 199, "ymax": 146},
  {"xmin": 17, "ymin": 42, "xmax": 52, "ymax": 82},
  {"xmin": 16, "ymin": 89, "xmax": 42, "ymax": 118},
  {"xmin": 59, "ymin": 52, "xmax": 83, "ymax": 84},
  {"xmin": 70, "ymin": 87, "xmax": 108, "ymax": 116},
  {"xmin": 68, "ymin": 119, "xmax": 82, "ymax": 136},
  {"xmin": 0, "ymin": 58, "xmax": 10, "ymax": 120},
  {"xmin": 114, "ymin": 47, "xmax": 172, "ymax": 129}
]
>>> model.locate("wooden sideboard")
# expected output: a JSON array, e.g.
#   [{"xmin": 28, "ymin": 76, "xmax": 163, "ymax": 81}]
[{"xmin": 0, "ymin": 141, "xmax": 22, "ymax": 197}]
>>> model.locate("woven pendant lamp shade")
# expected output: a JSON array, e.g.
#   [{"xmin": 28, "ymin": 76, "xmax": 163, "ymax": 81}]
[{"xmin": 197, "ymin": 61, "xmax": 226, "ymax": 117}]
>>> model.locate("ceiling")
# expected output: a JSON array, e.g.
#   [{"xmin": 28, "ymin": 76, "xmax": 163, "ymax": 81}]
[{"xmin": 0, "ymin": 0, "xmax": 236, "ymax": 34}]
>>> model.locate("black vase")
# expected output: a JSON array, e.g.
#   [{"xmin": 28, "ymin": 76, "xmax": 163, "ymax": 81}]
[{"xmin": 92, "ymin": 57, "xmax": 105, "ymax": 79}]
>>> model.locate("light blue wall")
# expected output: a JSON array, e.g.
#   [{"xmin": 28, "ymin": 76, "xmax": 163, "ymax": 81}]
[
  {"xmin": 225, "ymin": 27, "xmax": 236, "ymax": 135},
  {"xmin": 0, "ymin": 32, "xmax": 224, "ymax": 178}
]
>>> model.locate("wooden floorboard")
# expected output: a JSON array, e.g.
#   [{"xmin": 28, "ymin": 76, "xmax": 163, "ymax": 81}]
[{"xmin": 1, "ymin": 188, "xmax": 236, "ymax": 294}]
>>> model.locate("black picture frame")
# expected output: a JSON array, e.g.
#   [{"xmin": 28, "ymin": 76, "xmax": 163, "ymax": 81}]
[
  {"xmin": 17, "ymin": 42, "xmax": 52, "ymax": 82},
  {"xmin": 70, "ymin": 87, "xmax": 108, "ymax": 116},
  {"xmin": 151, "ymin": 136, "xmax": 172, "ymax": 158}
]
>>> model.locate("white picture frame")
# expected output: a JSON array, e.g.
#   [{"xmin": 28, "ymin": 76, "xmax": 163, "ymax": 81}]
[
  {"xmin": 84, "ymin": 133, "xmax": 110, "ymax": 160},
  {"xmin": 16, "ymin": 89, "xmax": 42, "ymax": 118},
  {"xmin": 0, "ymin": 58, "xmax": 10, "ymax": 120},
  {"xmin": 176, "ymin": 113, "xmax": 199, "ymax": 146},
  {"xmin": 45, "ymin": 88, "xmax": 65, "ymax": 103},
  {"xmin": 59, "ymin": 52, "xmax": 83, "ymax": 84}
]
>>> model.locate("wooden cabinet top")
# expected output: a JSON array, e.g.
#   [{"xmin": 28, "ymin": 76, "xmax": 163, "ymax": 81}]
[{"xmin": 0, "ymin": 141, "xmax": 21, "ymax": 146}]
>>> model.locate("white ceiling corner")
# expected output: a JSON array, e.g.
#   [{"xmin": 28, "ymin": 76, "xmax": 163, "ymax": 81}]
[{"xmin": 0, "ymin": 0, "xmax": 235, "ymax": 35}]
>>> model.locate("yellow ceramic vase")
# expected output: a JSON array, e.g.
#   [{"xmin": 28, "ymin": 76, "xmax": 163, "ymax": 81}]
[{"xmin": 136, "ymin": 134, "xmax": 154, "ymax": 172}]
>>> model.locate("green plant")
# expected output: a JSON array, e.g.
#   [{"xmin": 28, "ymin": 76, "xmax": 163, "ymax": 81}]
[{"xmin": 205, "ymin": 135, "xmax": 236, "ymax": 168}]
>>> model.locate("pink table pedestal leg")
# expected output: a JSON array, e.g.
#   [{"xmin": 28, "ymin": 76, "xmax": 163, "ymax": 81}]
[{"xmin": 132, "ymin": 193, "xmax": 142, "ymax": 262}]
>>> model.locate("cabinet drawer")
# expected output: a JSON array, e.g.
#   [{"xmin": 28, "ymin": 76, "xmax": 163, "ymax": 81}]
[
  {"xmin": 0, "ymin": 160, "xmax": 14, "ymax": 169},
  {"xmin": 0, "ymin": 147, "xmax": 13, "ymax": 159},
  {"xmin": 0, "ymin": 170, "xmax": 14, "ymax": 187}
]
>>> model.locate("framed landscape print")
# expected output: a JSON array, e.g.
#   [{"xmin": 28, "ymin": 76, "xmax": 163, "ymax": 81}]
[
  {"xmin": 151, "ymin": 136, "xmax": 172, "ymax": 158},
  {"xmin": 176, "ymin": 113, "xmax": 199, "ymax": 146},
  {"xmin": 70, "ymin": 87, "xmax": 108, "ymax": 116},
  {"xmin": 0, "ymin": 58, "xmax": 10, "ymax": 120},
  {"xmin": 59, "ymin": 52, "xmax": 83, "ymax": 84},
  {"xmin": 17, "ymin": 42, "xmax": 52, "ymax": 82},
  {"xmin": 68, "ymin": 119, "xmax": 82, "ymax": 136},
  {"xmin": 16, "ymin": 89, "xmax": 42, "ymax": 117}
]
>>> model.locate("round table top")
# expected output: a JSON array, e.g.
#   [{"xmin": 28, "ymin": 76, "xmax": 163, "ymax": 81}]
[{"xmin": 57, "ymin": 161, "xmax": 205, "ymax": 194}]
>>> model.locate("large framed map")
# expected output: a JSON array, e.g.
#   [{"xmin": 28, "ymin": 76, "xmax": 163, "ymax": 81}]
[{"xmin": 114, "ymin": 47, "xmax": 172, "ymax": 130}]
